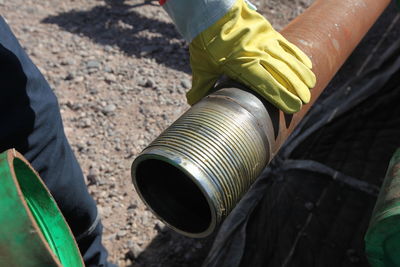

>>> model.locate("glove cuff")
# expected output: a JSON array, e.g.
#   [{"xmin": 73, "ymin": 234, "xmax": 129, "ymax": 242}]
[{"xmin": 161, "ymin": 0, "xmax": 236, "ymax": 42}]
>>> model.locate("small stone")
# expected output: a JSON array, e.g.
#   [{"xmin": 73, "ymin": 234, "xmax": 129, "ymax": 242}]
[
  {"xmin": 102, "ymin": 104, "xmax": 117, "ymax": 115},
  {"xmin": 88, "ymin": 88, "xmax": 98, "ymax": 95},
  {"xmin": 80, "ymin": 118, "xmax": 92, "ymax": 128},
  {"xmin": 65, "ymin": 72, "xmax": 74, "ymax": 80},
  {"xmin": 26, "ymin": 7, "xmax": 37, "ymax": 14},
  {"xmin": 76, "ymin": 143, "xmax": 85, "ymax": 152},
  {"xmin": 127, "ymin": 240, "xmax": 135, "ymax": 248},
  {"xmin": 86, "ymin": 60, "xmax": 100, "ymax": 69},
  {"xmin": 104, "ymin": 45, "xmax": 113, "ymax": 52},
  {"xmin": 141, "ymin": 212, "xmax": 150, "ymax": 225},
  {"xmin": 126, "ymin": 243, "xmax": 144, "ymax": 260},
  {"xmin": 117, "ymin": 230, "xmax": 127, "ymax": 239},
  {"xmin": 88, "ymin": 68, "xmax": 97, "ymax": 74},
  {"xmin": 74, "ymin": 76, "xmax": 84, "ymax": 83},
  {"xmin": 66, "ymin": 101, "xmax": 82, "ymax": 111},
  {"xmin": 104, "ymin": 73, "xmax": 116, "ymax": 83},
  {"xmin": 127, "ymin": 203, "xmax": 138, "ymax": 210},
  {"xmin": 87, "ymin": 168, "xmax": 97, "ymax": 185},
  {"xmin": 144, "ymin": 78, "xmax": 155, "ymax": 88},
  {"xmin": 60, "ymin": 59, "xmax": 75, "ymax": 66},
  {"xmin": 140, "ymin": 45, "xmax": 160, "ymax": 56},
  {"xmin": 86, "ymin": 140, "xmax": 95, "ymax": 146},
  {"xmin": 104, "ymin": 65, "xmax": 113, "ymax": 73},
  {"xmin": 181, "ymin": 78, "xmax": 191, "ymax": 89},
  {"xmin": 154, "ymin": 221, "xmax": 165, "ymax": 232}
]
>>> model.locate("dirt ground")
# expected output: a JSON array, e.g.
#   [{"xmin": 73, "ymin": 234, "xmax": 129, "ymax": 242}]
[{"xmin": 1, "ymin": 0, "xmax": 313, "ymax": 266}]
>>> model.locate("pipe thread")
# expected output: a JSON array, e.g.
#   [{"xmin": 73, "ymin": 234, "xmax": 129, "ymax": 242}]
[{"xmin": 147, "ymin": 99, "xmax": 268, "ymax": 217}]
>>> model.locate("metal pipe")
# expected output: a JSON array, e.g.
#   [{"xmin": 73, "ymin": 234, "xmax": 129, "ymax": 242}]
[
  {"xmin": 365, "ymin": 149, "xmax": 400, "ymax": 267},
  {"xmin": 131, "ymin": 0, "xmax": 391, "ymax": 238},
  {"xmin": 0, "ymin": 149, "xmax": 83, "ymax": 267}
]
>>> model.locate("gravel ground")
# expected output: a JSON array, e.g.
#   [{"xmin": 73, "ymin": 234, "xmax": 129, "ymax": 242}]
[{"xmin": 1, "ymin": 0, "xmax": 313, "ymax": 266}]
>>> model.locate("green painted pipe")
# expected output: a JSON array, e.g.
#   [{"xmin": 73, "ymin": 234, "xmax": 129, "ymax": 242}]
[
  {"xmin": 0, "ymin": 149, "xmax": 83, "ymax": 267},
  {"xmin": 365, "ymin": 148, "xmax": 400, "ymax": 267}
]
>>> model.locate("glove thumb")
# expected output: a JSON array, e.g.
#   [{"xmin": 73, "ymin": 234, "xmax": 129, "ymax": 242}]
[{"xmin": 186, "ymin": 70, "xmax": 219, "ymax": 105}]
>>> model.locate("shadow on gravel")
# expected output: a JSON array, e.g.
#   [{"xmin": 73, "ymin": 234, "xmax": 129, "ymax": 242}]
[
  {"xmin": 42, "ymin": 0, "xmax": 191, "ymax": 74},
  {"xmin": 127, "ymin": 228, "xmax": 214, "ymax": 267}
]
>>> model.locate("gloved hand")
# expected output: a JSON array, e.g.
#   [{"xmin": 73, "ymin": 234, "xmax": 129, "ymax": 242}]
[{"xmin": 187, "ymin": 0, "xmax": 316, "ymax": 113}]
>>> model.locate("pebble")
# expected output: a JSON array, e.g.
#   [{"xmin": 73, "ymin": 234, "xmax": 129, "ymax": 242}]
[
  {"xmin": 88, "ymin": 88, "xmax": 98, "ymax": 95},
  {"xmin": 103, "ymin": 65, "xmax": 113, "ymax": 73},
  {"xmin": 102, "ymin": 104, "xmax": 117, "ymax": 115},
  {"xmin": 117, "ymin": 230, "xmax": 127, "ymax": 239},
  {"xmin": 104, "ymin": 45, "xmax": 113, "ymax": 52},
  {"xmin": 104, "ymin": 73, "xmax": 116, "ymax": 83},
  {"xmin": 180, "ymin": 78, "xmax": 191, "ymax": 89},
  {"xmin": 141, "ymin": 212, "xmax": 150, "ymax": 225},
  {"xmin": 80, "ymin": 118, "xmax": 92, "ymax": 128},
  {"xmin": 86, "ymin": 167, "xmax": 97, "ymax": 185},
  {"xmin": 126, "ymin": 243, "xmax": 144, "ymax": 260},
  {"xmin": 154, "ymin": 221, "xmax": 165, "ymax": 232},
  {"xmin": 65, "ymin": 72, "xmax": 75, "ymax": 80},
  {"xmin": 74, "ymin": 76, "xmax": 84, "ymax": 83},
  {"xmin": 144, "ymin": 78, "xmax": 155, "ymax": 88},
  {"xmin": 60, "ymin": 59, "xmax": 75, "ymax": 66},
  {"xmin": 140, "ymin": 45, "xmax": 160, "ymax": 56},
  {"xmin": 86, "ymin": 60, "xmax": 101, "ymax": 69}
]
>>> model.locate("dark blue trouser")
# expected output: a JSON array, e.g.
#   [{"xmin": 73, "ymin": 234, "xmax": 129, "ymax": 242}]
[{"xmin": 0, "ymin": 17, "xmax": 110, "ymax": 266}]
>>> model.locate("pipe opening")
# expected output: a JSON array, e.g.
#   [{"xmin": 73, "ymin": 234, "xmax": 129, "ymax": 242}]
[
  {"xmin": 135, "ymin": 159, "xmax": 212, "ymax": 234},
  {"xmin": 13, "ymin": 157, "xmax": 83, "ymax": 267}
]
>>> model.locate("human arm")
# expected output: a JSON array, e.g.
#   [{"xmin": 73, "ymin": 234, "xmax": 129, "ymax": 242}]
[{"xmin": 160, "ymin": 0, "xmax": 316, "ymax": 114}]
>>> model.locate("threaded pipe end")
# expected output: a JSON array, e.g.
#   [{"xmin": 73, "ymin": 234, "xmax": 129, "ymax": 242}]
[{"xmin": 132, "ymin": 89, "xmax": 271, "ymax": 237}]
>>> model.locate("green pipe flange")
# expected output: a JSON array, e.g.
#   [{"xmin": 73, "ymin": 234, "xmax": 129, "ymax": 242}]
[
  {"xmin": 0, "ymin": 149, "xmax": 84, "ymax": 267},
  {"xmin": 365, "ymin": 148, "xmax": 400, "ymax": 267}
]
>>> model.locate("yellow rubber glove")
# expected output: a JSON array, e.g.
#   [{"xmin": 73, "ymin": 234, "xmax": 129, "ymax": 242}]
[{"xmin": 188, "ymin": 0, "xmax": 316, "ymax": 114}]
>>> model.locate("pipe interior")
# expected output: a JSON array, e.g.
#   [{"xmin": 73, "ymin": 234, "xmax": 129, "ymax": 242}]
[{"xmin": 135, "ymin": 159, "xmax": 212, "ymax": 234}]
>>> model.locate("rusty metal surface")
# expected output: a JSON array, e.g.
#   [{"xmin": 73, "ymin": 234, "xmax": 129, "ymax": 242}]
[{"xmin": 272, "ymin": 0, "xmax": 392, "ymax": 153}]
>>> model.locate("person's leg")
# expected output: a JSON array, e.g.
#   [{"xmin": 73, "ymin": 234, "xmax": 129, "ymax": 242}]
[{"xmin": 0, "ymin": 16, "xmax": 111, "ymax": 266}]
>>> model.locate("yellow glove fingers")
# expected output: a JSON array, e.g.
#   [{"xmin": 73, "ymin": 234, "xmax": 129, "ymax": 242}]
[
  {"xmin": 265, "ymin": 41, "xmax": 316, "ymax": 89},
  {"xmin": 278, "ymin": 39, "xmax": 313, "ymax": 69},
  {"xmin": 186, "ymin": 70, "xmax": 219, "ymax": 105},
  {"xmin": 187, "ymin": 0, "xmax": 317, "ymax": 113},
  {"xmin": 224, "ymin": 60, "xmax": 303, "ymax": 113},
  {"xmin": 259, "ymin": 56, "xmax": 311, "ymax": 104}
]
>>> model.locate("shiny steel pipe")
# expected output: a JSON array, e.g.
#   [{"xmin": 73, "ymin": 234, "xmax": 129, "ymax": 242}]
[
  {"xmin": 131, "ymin": 0, "xmax": 391, "ymax": 238},
  {"xmin": 132, "ymin": 88, "xmax": 274, "ymax": 237}
]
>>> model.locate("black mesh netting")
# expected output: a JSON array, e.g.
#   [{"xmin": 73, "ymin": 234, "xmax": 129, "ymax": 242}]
[{"xmin": 203, "ymin": 4, "xmax": 400, "ymax": 267}]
